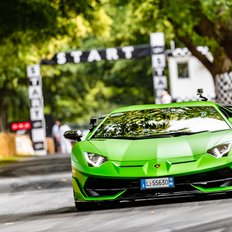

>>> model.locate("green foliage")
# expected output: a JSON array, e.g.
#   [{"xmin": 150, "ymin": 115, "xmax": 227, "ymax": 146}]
[
  {"xmin": 42, "ymin": 62, "xmax": 117, "ymax": 125},
  {"xmin": 114, "ymin": 0, "xmax": 231, "ymax": 75},
  {"xmin": 0, "ymin": 0, "xmax": 231, "ymax": 131},
  {"xmin": 0, "ymin": 0, "xmax": 111, "ymax": 130}
]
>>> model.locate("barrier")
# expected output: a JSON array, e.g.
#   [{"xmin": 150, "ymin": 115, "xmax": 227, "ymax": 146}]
[
  {"xmin": 0, "ymin": 133, "xmax": 55, "ymax": 157},
  {"xmin": 0, "ymin": 133, "xmax": 16, "ymax": 157}
]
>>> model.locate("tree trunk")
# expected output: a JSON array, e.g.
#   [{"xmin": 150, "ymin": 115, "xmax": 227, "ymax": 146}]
[
  {"xmin": 0, "ymin": 99, "xmax": 8, "ymax": 132},
  {"xmin": 178, "ymin": 35, "xmax": 232, "ymax": 104}
]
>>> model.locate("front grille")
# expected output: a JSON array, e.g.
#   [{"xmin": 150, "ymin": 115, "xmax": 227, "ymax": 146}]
[
  {"xmin": 83, "ymin": 167, "xmax": 232, "ymax": 198},
  {"xmin": 176, "ymin": 167, "xmax": 232, "ymax": 183},
  {"xmin": 85, "ymin": 178, "xmax": 139, "ymax": 190}
]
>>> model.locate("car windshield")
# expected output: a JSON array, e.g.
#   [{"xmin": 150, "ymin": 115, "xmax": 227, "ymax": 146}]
[{"xmin": 91, "ymin": 106, "xmax": 230, "ymax": 139}]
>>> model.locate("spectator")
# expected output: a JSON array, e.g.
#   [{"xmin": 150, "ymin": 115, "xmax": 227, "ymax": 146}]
[
  {"xmin": 60, "ymin": 123, "xmax": 72, "ymax": 154},
  {"xmin": 160, "ymin": 90, "xmax": 172, "ymax": 104},
  {"xmin": 52, "ymin": 120, "xmax": 61, "ymax": 153}
]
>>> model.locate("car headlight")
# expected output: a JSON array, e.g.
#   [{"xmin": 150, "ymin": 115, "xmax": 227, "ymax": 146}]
[
  {"xmin": 207, "ymin": 143, "xmax": 232, "ymax": 158},
  {"xmin": 84, "ymin": 152, "xmax": 107, "ymax": 167}
]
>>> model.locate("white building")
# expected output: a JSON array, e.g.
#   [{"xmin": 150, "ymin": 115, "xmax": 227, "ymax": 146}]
[{"xmin": 167, "ymin": 46, "xmax": 215, "ymax": 102}]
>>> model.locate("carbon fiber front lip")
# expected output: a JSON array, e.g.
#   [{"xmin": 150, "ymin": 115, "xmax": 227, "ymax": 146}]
[{"xmin": 83, "ymin": 167, "xmax": 232, "ymax": 198}]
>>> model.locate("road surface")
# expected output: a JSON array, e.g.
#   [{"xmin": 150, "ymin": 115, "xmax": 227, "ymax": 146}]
[{"xmin": 1, "ymin": 154, "xmax": 232, "ymax": 232}]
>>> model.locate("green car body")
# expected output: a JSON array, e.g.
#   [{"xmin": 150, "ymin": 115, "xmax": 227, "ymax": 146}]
[{"xmin": 67, "ymin": 101, "xmax": 232, "ymax": 208}]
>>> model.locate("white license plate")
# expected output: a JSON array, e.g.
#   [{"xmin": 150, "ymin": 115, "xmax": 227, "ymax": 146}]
[{"xmin": 140, "ymin": 177, "xmax": 174, "ymax": 189}]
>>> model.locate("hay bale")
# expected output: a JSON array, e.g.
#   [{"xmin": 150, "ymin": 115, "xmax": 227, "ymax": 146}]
[
  {"xmin": 46, "ymin": 137, "xmax": 55, "ymax": 154},
  {"xmin": 0, "ymin": 133, "xmax": 16, "ymax": 157},
  {"xmin": 0, "ymin": 133, "xmax": 56, "ymax": 156},
  {"xmin": 15, "ymin": 135, "xmax": 34, "ymax": 156}
]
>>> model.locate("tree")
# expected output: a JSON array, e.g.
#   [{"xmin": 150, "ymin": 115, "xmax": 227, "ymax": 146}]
[
  {"xmin": 160, "ymin": 0, "xmax": 232, "ymax": 78},
  {"xmin": 0, "ymin": 0, "xmax": 231, "ymax": 131},
  {"xmin": 0, "ymin": 0, "xmax": 111, "ymax": 130},
  {"xmin": 109, "ymin": 0, "xmax": 232, "ymax": 102}
]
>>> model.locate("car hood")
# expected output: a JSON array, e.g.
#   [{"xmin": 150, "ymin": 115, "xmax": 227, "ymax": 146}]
[{"xmin": 86, "ymin": 130, "xmax": 232, "ymax": 162}]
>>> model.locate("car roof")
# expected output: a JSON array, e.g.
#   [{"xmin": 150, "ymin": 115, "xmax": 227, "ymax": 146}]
[{"xmin": 111, "ymin": 101, "xmax": 220, "ymax": 114}]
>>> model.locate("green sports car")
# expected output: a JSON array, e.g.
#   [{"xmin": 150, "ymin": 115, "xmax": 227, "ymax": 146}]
[{"xmin": 64, "ymin": 101, "xmax": 232, "ymax": 209}]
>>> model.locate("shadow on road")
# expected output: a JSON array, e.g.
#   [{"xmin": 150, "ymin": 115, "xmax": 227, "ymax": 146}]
[
  {"xmin": 0, "ymin": 206, "xmax": 77, "ymax": 224},
  {"xmin": 1, "ymin": 192, "xmax": 232, "ymax": 224},
  {"xmin": 0, "ymin": 154, "xmax": 71, "ymax": 177},
  {"xmin": 76, "ymin": 192, "xmax": 232, "ymax": 212}
]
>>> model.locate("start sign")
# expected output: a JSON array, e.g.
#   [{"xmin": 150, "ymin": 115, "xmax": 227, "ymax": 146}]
[
  {"xmin": 10, "ymin": 121, "xmax": 32, "ymax": 131},
  {"xmin": 41, "ymin": 45, "xmax": 151, "ymax": 65},
  {"xmin": 27, "ymin": 32, "xmax": 167, "ymax": 156},
  {"xmin": 27, "ymin": 64, "xmax": 47, "ymax": 155}
]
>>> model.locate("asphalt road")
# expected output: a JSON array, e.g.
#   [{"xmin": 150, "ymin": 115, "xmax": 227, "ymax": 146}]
[{"xmin": 1, "ymin": 155, "xmax": 232, "ymax": 232}]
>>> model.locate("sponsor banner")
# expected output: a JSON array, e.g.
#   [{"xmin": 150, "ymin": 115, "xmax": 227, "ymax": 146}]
[
  {"xmin": 41, "ymin": 45, "xmax": 151, "ymax": 65},
  {"xmin": 30, "ymin": 98, "xmax": 43, "ymax": 108},
  {"xmin": 31, "ymin": 120, "xmax": 43, "ymax": 129},
  {"xmin": 27, "ymin": 65, "xmax": 41, "ymax": 77},
  {"xmin": 33, "ymin": 142, "xmax": 46, "ymax": 151},
  {"xmin": 151, "ymin": 54, "xmax": 166, "ymax": 68},
  {"xmin": 153, "ymin": 76, "xmax": 167, "ymax": 90},
  {"xmin": 28, "ymin": 86, "xmax": 43, "ymax": 99},
  {"xmin": 150, "ymin": 32, "xmax": 167, "ymax": 103},
  {"xmin": 27, "ymin": 64, "xmax": 47, "ymax": 155},
  {"xmin": 30, "ymin": 107, "xmax": 44, "ymax": 121},
  {"xmin": 31, "ymin": 128, "xmax": 46, "ymax": 142},
  {"xmin": 151, "ymin": 46, "xmax": 165, "ymax": 55},
  {"xmin": 25, "ymin": 32, "xmax": 168, "ymax": 156}
]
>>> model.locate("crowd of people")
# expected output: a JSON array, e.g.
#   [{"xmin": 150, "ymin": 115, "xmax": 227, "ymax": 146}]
[{"xmin": 52, "ymin": 120, "xmax": 72, "ymax": 154}]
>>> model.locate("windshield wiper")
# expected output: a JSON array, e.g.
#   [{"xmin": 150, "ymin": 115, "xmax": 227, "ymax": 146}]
[
  {"xmin": 166, "ymin": 130, "xmax": 210, "ymax": 137},
  {"xmin": 91, "ymin": 136, "xmax": 141, "ymax": 140},
  {"xmin": 92, "ymin": 134, "xmax": 174, "ymax": 139},
  {"xmin": 135, "ymin": 134, "xmax": 173, "ymax": 139},
  {"xmin": 139, "ymin": 131, "xmax": 210, "ymax": 138},
  {"xmin": 211, "ymin": 129, "xmax": 230, "ymax": 133},
  {"xmin": 91, "ymin": 130, "xmax": 210, "ymax": 140}
]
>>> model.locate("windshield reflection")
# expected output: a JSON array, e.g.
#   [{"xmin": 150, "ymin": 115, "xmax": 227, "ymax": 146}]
[{"xmin": 92, "ymin": 106, "xmax": 230, "ymax": 139}]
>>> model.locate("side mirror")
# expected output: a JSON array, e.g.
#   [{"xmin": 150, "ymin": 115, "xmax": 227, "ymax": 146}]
[{"xmin": 64, "ymin": 130, "xmax": 82, "ymax": 142}]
